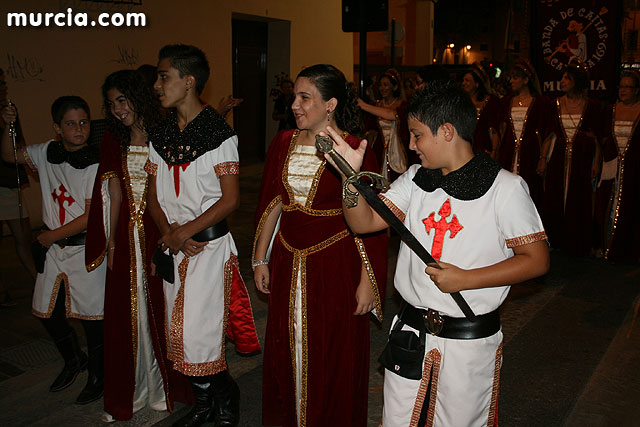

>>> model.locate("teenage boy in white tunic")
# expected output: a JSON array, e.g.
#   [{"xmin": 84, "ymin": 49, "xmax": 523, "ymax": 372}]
[
  {"xmin": 322, "ymin": 80, "xmax": 550, "ymax": 427},
  {"xmin": 147, "ymin": 44, "xmax": 259, "ymax": 427},
  {"xmin": 1, "ymin": 96, "xmax": 106, "ymax": 405}
]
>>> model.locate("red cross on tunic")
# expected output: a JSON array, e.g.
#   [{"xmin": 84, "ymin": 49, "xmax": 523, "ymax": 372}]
[
  {"xmin": 51, "ymin": 184, "xmax": 75, "ymax": 225},
  {"xmin": 422, "ymin": 198, "xmax": 463, "ymax": 260},
  {"xmin": 168, "ymin": 163, "xmax": 190, "ymax": 197}
]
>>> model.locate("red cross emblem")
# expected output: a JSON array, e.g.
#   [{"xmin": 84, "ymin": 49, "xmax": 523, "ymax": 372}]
[
  {"xmin": 168, "ymin": 163, "xmax": 190, "ymax": 197},
  {"xmin": 422, "ymin": 198, "xmax": 463, "ymax": 260},
  {"xmin": 51, "ymin": 184, "xmax": 75, "ymax": 225}
]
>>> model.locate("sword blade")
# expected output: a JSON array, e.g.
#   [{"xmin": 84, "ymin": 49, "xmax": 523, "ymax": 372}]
[{"xmin": 350, "ymin": 177, "xmax": 476, "ymax": 321}]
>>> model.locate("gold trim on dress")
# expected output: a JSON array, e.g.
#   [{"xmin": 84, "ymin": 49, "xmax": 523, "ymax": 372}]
[
  {"xmin": 354, "ymin": 236, "xmax": 383, "ymax": 322},
  {"xmin": 87, "ymin": 171, "xmax": 119, "ymax": 272},
  {"xmin": 508, "ymin": 96, "xmax": 536, "ymax": 174},
  {"xmin": 32, "ymin": 273, "xmax": 65, "ymax": 318},
  {"xmin": 556, "ymin": 98, "xmax": 587, "ymax": 208},
  {"xmin": 505, "ymin": 231, "xmax": 548, "ymax": 248},
  {"xmin": 281, "ymin": 203, "xmax": 342, "ymax": 217},
  {"xmin": 605, "ymin": 106, "xmax": 639, "ymax": 258},
  {"xmin": 409, "ymin": 348, "xmax": 441, "ymax": 427},
  {"xmin": 251, "ymin": 195, "xmax": 283, "ymax": 263},
  {"xmin": 487, "ymin": 341, "xmax": 503, "ymax": 426}
]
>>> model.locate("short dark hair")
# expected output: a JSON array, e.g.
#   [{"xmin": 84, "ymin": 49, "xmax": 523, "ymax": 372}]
[
  {"xmin": 158, "ymin": 44, "xmax": 210, "ymax": 95},
  {"xmin": 50, "ymin": 96, "xmax": 90, "ymax": 124},
  {"xmin": 407, "ymin": 80, "xmax": 476, "ymax": 143}
]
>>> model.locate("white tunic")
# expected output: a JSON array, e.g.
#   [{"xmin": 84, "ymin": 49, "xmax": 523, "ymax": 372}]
[
  {"xmin": 379, "ymin": 164, "xmax": 546, "ymax": 426},
  {"xmin": 147, "ymin": 136, "xmax": 240, "ymax": 376},
  {"xmin": 26, "ymin": 140, "xmax": 106, "ymax": 319}
]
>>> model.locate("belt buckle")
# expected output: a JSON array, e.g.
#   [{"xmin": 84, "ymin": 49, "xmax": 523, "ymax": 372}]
[{"xmin": 424, "ymin": 309, "xmax": 444, "ymax": 335}]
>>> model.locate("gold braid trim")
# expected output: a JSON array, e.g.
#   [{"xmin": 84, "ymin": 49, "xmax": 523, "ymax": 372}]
[
  {"xmin": 354, "ymin": 236, "xmax": 383, "ymax": 322},
  {"xmin": 487, "ymin": 342, "xmax": 503, "ymax": 426},
  {"xmin": 252, "ymin": 196, "xmax": 282, "ymax": 262},
  {"xmin": 32, "ymin": 273, "xmax": 65, "ymax": 318},
  {"xmin": 86, "ymin": 171, "xmax": 118, "ymax": 272},
  {"xmin": 409, "ymin": 348, "xmax": 441, "ymax": 427},
  {"xmin": 505, "ymin": 231, "xmax": 547, "ymax": 248},
  {"xmin": 281, "ymin": 203, "xmax": 342, "ymax": 217}
]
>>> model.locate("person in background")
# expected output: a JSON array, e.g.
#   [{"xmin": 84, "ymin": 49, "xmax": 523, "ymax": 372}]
[
  {"xmin": 461, "ymin": 62, "xmax": 500, "ymax": 156},
  {"xmin": 0, "ymin": 68, "xmax": 36, "ymax": 307},
  {"xmin": 272, "ymin": 78, "xmax": 296, "ymax": 130}
]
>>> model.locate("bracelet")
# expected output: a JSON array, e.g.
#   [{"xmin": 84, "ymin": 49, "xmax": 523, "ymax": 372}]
[{"xmin": 252, "ymin": 259, "xmax": 269, "ymax": 270}]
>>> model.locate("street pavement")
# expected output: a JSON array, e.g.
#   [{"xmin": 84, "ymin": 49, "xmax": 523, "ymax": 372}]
[{"xmin": 0, "ymin": 161, "xmax": 639, "ymax": 426}]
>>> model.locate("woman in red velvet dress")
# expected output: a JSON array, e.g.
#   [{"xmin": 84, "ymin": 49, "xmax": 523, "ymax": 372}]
[
  {"xmin": 599, "ymin": 70, "xmax": 640, "ymax": 262},
  {"xmin": 461, "ymin": 62, "xmax": 500, "ymax": 156},
  {"xmin": 253, "ymin": 64, "xmax": 388, "ymax": 427},
  {"xmin": 541, "ymin": 64, "xmax": 603, "ymax": 255},
  {"xmin": 86, "ymin": 70, "xmax": 191, "ymax": 422},
  {"xmin": 494, "ymin": 59, "xmax": 548, "ymax": 209}
]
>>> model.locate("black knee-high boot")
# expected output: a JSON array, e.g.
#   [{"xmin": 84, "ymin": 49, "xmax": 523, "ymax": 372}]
[
  {"xmin": 210, "ymin": 370, "xmax": 239, "ymax": 427},
  {"xmin": 172, "ymin": 375, "xmax": 214, "ymax": 427},
  {"xmin": 76, "ymin": 319, "xmax": 104, "ymax": 404},
  {"xmin": 40, "ymin": 286, "xmax": 87, "ymax": 392}
]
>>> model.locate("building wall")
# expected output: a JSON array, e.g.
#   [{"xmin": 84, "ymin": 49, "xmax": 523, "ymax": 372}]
[{"xmin": 1, "ymin": 0, "xmax": 353, "ymax": 226}]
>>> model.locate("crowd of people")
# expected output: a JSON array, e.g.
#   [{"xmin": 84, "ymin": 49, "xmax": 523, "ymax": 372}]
[
  {"xmin": 0, "ymin": 43, "xmax": 636, "ymax": 427},
  {"xmin": 355, "ymin": 60, "xmax": 639, "ymax": 262}
]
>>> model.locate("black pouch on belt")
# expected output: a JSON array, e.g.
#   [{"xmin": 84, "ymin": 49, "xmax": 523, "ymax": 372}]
[
  {"xmin": 152, "ymin": 248, "xmax": 174, "ymax": 284},
  {"xmin": 378, "ymin": 304, "xmax": 426, "ymax": 380},
  {"xmin": 31, "ymin": 241, "xmax": 48, "ymax": 274}
]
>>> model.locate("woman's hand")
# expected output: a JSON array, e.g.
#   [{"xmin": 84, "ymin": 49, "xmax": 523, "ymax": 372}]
[
  {"xmin": 1, "ymin": 105, "xmax": 17, "ymax": 126},
  {"xmin": 254, "ymin": 264, "xmax": 270, "ymax": 294},
  {"xmin": 354, "ymin": 278, "xmax": 374, "ymax": 315},
  {"xmin": 425, "ymin": 261, "xmax": 468, "ymax": 294}
]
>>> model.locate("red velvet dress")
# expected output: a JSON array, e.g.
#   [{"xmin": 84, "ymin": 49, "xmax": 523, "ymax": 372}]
[
  {"xmin": 600, "ymin": 105, "xmax": 640, "ymax": 262},
  {"xmin": 471, "ymin": 95, "xmax": 500, "ymax": 155},
  {"xmin": 495, "ymin": 95, "xmax": 549, "ymax": 209},
  {"xmin": 544, "ymin": 99, "xmax": 603, "ymax": 255},
  {"xmin": 255, "ymin": 130, "xmax": 388, "ymax": 427},
  {"xmin": 86, "ymin": 131, "xmax": 192, "ymax": 420}
]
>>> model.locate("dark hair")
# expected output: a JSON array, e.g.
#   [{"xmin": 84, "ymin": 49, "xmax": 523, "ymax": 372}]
[
  {"xmin": 563, "ymin": 64, "xmax": 589, "ymax": 95},
  {"xmin": 281, "ymin": 79, "xmax": 294, "ymax": 88},
  {"xmin": 102, "ymin": 69, "xmax": 162, "ymax": 146},
  {"xmin": 621, "ymin": 70, "xmax": 640, "ymax": 88},
  {"xmin": 407, "ymin": 80, "xmax": 476, "ymax": 143},
  {"xmin": 136, "ymin": 64, "xmax": 158, "ymax": 89},
  {"xmin": 51, "ymin": 96, "xmax": 90, "ymax": 124},
  {"xmin": 158, "ymin": 44, "xmax": 210, "ymax": 95},
  {"xmin": 511, "ymin": 59, "xmax": 541, "ymax": 95},
  {"xmin": 417, "ymin": 65, "xmax": 449, "ymax": 83},
  {"xmin": 464, "ymin": 71, "xmax": 488, "ymax": 102},
  {"xmin": 296, "ymin": 64, "xmax": 361, "ymax": 134}
]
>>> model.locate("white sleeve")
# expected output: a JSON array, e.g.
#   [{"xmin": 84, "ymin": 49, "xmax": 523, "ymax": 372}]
[
  {"xmin": 496, "ymin": 174, "xmax": 547, "ymax": 248},
  {"xmin": 378, "ymin": 165, "xmax": 420, "ymax": 221},
  {"xmin": 212, "ymin": 136, "xmax": 240, "ymax": 177}
]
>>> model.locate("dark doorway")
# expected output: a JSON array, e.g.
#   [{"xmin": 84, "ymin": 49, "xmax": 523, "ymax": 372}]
[{"xmin": 232, "ymin": 19, "xmax": 268, "ymax": 163}]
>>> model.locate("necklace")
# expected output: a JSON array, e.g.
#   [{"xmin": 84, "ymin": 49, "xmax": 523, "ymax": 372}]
[{"xmin": 515, "ymin": 94, "xmax": 531, "ymax": 107}]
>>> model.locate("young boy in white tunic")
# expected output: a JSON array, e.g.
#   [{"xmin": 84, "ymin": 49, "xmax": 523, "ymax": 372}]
[
  {"xmin": 0, "ymin": 96, "xmax": 106, "ymax": 404},
  {"xmin": 146, "ymin": 44, "xmax": 259, "ymax": 427},
  {"xmin": 323, "ymin": 80, "xmax": 550, "ymax": 426}
]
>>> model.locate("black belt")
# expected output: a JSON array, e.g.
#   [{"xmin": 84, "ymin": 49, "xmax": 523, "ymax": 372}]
[
  {"xmin": 192, "ymin": 220, "xmax": 229, "ymax": 242},
  {"xmin": 400, "ymin": 303, "xmax": 500, "ymax": 340},
  {"xmin": 55, "ymin": 232, "xmax": 86, "ymax": 248}
]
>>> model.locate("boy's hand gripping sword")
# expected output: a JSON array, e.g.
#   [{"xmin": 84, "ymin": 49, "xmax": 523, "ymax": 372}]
[
  {"xmin": 315, "ymin": 135, "xmax": 476, "ymax": 321},
  {"xmin": 7, "ymin": 101, "xmax": 23, "ymax": 219}
]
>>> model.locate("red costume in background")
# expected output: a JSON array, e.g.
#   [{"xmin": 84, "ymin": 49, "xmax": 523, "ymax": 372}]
[
  {"xmin": 471, "ymin": 95, "xmax": 500, "ymax": 155},
  {"xmin": 255, "ymin": 130, "xmax": 388, "ymax": 427},
  {"xmin": 544, "ymin": 99, "xmax": 603, "ymax": 255},
  {"xmin": 600, "ymin": 105, "xmax": 640, "ymax": 262},
  {"xmin": 86, "ymin": 131, "xmax": 191, "ymax": 420},
  {"xmin": 494, "ymin": 95, "xmax": 549, "ymax": 209}
]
